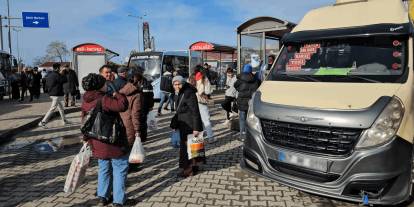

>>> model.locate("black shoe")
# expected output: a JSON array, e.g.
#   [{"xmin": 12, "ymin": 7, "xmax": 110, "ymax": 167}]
[
  {"xmin": 97, "ymin": 197, "xmax": 109, "ymax": 206},
  {"xmin": 113, "ymin": 203, "xmax": 123, "ymax": 207}
]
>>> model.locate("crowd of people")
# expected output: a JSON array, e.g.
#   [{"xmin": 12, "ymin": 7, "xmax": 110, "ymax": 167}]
[
  {"xmin": 31, "ymin": 58, "xmax": 265, "ymax": 206},
  {"xmin": 7, "ymin": 64, "xmax": 80, "ymax": 106}
]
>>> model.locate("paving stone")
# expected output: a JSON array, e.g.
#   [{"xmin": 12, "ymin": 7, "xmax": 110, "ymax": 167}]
[{"xmin": 0, "ymin": 99, "xmax": 360, "ymax": 207}]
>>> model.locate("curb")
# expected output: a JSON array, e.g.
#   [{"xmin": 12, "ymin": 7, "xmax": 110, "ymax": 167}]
[{"xmin": 0, "ymin": 107, "xmax": 81, "ymax": 146}]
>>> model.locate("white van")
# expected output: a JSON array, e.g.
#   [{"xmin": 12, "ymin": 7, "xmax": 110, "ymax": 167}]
[{"xmin": 241, "ymin": 0, "xmax": 414, "ymax": 205}]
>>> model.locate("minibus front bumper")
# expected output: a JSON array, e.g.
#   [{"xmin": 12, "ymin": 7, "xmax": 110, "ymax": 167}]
[{"xmin": 241, "ymin": 130, "xmax": 413, "ymax": 205}]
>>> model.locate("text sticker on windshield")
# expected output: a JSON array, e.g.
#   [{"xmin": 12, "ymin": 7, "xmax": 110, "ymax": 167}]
[
  {"xmin": 286, "ymin": 43, "xmax": 320, "ymax": 71},
  {"xmin": 392, "ymin": 63, "xmax": 401, "ymax": 70},
  {"xmin": 393, "ymin": 40, "xmax": 401, "ymax": 47}
]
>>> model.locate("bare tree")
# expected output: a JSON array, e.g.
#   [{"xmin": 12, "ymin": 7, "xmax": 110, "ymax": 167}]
[
  {"xmin": 46, "ymin": 41, "xmax": 69, "ymax": 62},
  {"xmin": 33, "ymin": 55, "xmax": 53, "ymax": 67}
]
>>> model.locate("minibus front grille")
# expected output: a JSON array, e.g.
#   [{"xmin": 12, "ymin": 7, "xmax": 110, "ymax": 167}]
[{"xmin": 260, "ymin": 119, "xmax": 362, "ymax": 156}]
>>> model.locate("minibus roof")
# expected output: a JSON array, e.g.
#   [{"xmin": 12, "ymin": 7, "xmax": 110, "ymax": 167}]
[{"xmin": 292, "ymin": 0, "xmax": 409, "ymax": 33}]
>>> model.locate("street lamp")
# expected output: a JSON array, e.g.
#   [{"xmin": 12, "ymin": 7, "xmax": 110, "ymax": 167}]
[
  {"xmin": 127, "ymin": 13, "xmax": 146, "ymax": 52},
  {"xmin": 12, "ymin": 28, "xmax": 20, "ymax": 67}
]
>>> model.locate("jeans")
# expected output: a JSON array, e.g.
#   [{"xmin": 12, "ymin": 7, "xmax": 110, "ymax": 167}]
[
  {"xmin": 198, "ymin": 103, "xmax": 214, "ymax": 139},
  {"xmin": 41, "ymin": 96, "xmax": 66, "ymax": 123},
  {"xmin": 239, "ymin": 110, "xmax": 247, "ymax": 135},
  {"xmin": 97, "ymin": 155, "xmax": 129, "ymax": 205},
  {"xmin": 158, "ymin": 91, "xmax": 173, "ymax": 113}
]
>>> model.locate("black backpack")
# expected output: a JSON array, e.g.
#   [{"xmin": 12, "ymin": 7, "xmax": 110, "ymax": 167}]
[
  {"xmin": 160, "ymin": 75, "xmax": 173, "ymax": 93},
  {"xmin": 81, "ymin": 98, "xmax": 127, "ymax": 145}
]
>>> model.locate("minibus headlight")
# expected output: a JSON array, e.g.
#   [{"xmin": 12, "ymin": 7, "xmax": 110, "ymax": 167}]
[
  {"xmin": 356, "ymin": 96, "xmax": 404, "ymax": 149},
  {"xmin": 246, "ymin": 95, "xmax": 262, "ymax": 133}
]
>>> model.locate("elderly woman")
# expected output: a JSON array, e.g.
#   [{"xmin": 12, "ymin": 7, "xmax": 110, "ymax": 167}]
[
  {"xmin": 81, "ymin": 73, "xmax": 129, "ymax": 207},
  {"xmin": 170, "ymin": 75, "xmax": 204, "ymax": 177}
]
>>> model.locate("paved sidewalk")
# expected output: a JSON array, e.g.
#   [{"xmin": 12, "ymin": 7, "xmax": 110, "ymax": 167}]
[
  {"xmin": 0, "ymin": 94, "xmax": 80, "ymax": 145},
  {"xmin": 0, "ymin": 100, "xmax": 365, "ymax": 207}
]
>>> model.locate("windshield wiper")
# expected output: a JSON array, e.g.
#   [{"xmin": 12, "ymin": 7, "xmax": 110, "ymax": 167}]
[
  {"xmin": 344, "ymin": 75, "xmax": 381, "ymax": 83},
  {"xmin": 277, "ymin": 74, "xmax": 319, "ymax": 82}
]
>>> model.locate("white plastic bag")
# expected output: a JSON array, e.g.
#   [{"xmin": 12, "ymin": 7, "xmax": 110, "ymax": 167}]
[
  {"xmin": 147, "ymin": 111, "xmax": 158, "ymax": 131},
  {"xmin": 64, "ymin": 143, "xmax": 91, "ymax": 193},
  {"xmin": 187, "ymin": 132, "xmax": 205, "ymax": 160},
  {"xmin": 129, "ymin": 136, "xmax": 145, "ymax": 163}
]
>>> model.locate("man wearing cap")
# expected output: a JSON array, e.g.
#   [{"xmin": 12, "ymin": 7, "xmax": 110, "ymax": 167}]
[
  {"xmin": 113, "ymin": 66, "xmax": 128, "ymax": 92},
  {"xmin": 38, "ymin": 63, "xmax": 68, "ymax": 128}
]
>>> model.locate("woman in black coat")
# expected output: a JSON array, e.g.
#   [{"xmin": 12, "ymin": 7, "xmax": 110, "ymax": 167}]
[{"xmin": 170, "ymin": 75, "xmax": 204, "ymax": 177}]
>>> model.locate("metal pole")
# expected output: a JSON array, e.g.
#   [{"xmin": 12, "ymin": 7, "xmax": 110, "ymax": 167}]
[
  {"xmin": 0, "ymin": 15, "xmax": 3, "ymax": 50},
  {"xmin": 7, "ymin": 0, "xmax": 12, "ymax": 56},
  {"xmin": 138, "ymin": 19, "xmax": 141, "ymax": 52},
  {"xmin": 14, "ymin": 29, "xmax": 19, "ymax": 64}
]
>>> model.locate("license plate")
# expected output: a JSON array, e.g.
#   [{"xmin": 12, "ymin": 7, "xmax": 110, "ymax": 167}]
[{"xmin": 277, "ymin": 151, "xmax": 328, "ymax": 172}]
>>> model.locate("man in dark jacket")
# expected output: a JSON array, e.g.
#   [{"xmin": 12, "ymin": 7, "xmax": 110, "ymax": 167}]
[
  {"xmin": 234, "ymin": 64, "xmax": 260, "ymax": 138},
  {"xmin": 63, "ymin": 65, "xmax": 79, "ymax": 107},
  {"xmin": 113, "ymin": 66, "xmax": 128, "ymax": 91},
  {"xmin": 157, "ymin": 69, "xmax": 174, "ymax": 115},
  {"xmin": 38, "ymin": 63, "xmax": 68, "ymax": 128},
  {"xmin": 19, "ymin": 68, "xmax": 28, "ymax": 102},
  {"xmin": 32, "ymin": 67, "xmax": 42, "ymax": 99},
  {"xmin": 139, "ymin": 75, "xmax": 154, "ymax": 142}
]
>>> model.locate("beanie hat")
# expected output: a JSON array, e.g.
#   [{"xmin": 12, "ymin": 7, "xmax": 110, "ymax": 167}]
[
  {"xmin": 243, "ymin": 64, "xmax": 253, "ymax": 74},
  {"xmin": 172, "ymin": 75, "xmax": 185, "ymax": 84},
  {"xmin": 82, "ymin": 73, "xmax": 106, "ymax": 91}
]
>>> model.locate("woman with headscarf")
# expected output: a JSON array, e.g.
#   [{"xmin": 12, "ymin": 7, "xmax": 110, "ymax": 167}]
[
  {"xmin": 170, "ymin": 75, "xmax": 204, "ymax": 177},
  {"xmin": 80, "ymin": 73, "xmax": 129, "ymax": 207}
]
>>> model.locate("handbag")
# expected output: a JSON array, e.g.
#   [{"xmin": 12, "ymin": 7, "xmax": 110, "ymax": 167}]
[
  {"xmin": 64, "ymin": 143, "xmax": 91, "ymax": 193},
  {"xmin": 80, "ymin": 98, "xmax": 126, "ymax": 144}
]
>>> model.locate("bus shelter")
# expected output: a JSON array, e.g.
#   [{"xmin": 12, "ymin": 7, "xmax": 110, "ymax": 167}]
[
  {"xmin": 237, "ymin": 16, "xmax": 296, "ymax": 73},
  {"xmin": 72, "ymin": 43, "xmax": 119, "ymax": 92},
  {"xmin": 189, "ymin": 41, "xmax": 236, "ymax": 86}
]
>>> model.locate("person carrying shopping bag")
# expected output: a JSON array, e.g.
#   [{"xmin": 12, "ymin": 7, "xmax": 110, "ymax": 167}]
[
  {"xmin": 119, "ymin": 70, "xmax": 143, "ymax": 172},
  {"xmin": 80, "ymin": 73, "xmax": 130, "ymax": 207},
  {"xmin": 194, "ymin": 66, "xmax": 216, "ymax": 143},
  {"xmin": 170, "ymin": 75, "xmax": 205, "ymax": 177}
]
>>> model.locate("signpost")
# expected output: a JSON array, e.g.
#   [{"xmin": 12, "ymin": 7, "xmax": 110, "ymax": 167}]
[{"xmin": 22, "ymin": 12, "xmax": 49, "ymax": 28}]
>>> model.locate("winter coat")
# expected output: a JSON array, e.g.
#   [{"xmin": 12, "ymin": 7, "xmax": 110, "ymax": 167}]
[
  {"xmin": 225, "ymin": 75, "xmax": 237, "ymax": 98},
  {"xmin": 174, "ymin": 82, "xmax": 203, "ymax": 135},
  {"xmin": 33, "ymin": 72, "xmax": 42, "ymax": 88},
  {"xmin": 234, "ymin": 73, "xmax": 260, "ymax": 111},
  {"xmin": 46, "ymin": 71, "xmax": 67, "ymax": 96},
  {"xmin": 81, "ymin": 91, "xmax": 128, "ymax": 159},
  {"xmin": 20, "ymin": 73, "xmax": 28, "ymax": 88},
  {"xmin": 113, "ymin": 76, "xmax": 127, "ymax": 92},
  {"xmin": 119, "ymin": 83, "xmax": 141, "ymax": 146},
  {"xmin": 141, "ymin": 78, "xmax": 154, "ymax": 114},
  {"xmin": 196, "ymin": 78, "xmax": 212, "ymax": 104},
  {"xmin": 63, "ymin": 69, "xmax": 79, "ymax": 94}
]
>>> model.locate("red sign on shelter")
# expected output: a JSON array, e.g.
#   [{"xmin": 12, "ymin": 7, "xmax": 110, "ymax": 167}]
[
  {"xmin": 190, "ymin": 42, "xmax": 214, "ymax": 51},
  {"xmin": 73, "ymin": 43, "xmax": 105, "ymax": 53}
]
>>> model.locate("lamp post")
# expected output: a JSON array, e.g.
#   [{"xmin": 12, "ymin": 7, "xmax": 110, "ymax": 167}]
[
  {"xmin": 12, "ymin": 28, "xmax": 20, "ymax": 65},
  {"xmin": 127, "ymin": 13, "xmax": 146, "ymax": 52}
]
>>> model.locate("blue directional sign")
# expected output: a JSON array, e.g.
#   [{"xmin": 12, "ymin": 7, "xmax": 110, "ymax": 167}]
[{"xmin": 22, "ymin": 12, "xmax": 49, "ymax": 28}]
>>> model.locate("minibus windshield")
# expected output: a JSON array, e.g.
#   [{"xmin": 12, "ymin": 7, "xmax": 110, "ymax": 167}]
[
  {"xmin": 268, "ymin": 35, "xmax": 408, "ymax": 83},
  {"xmin": 130, "ymin": 55, "xmax": 162, "ymax": 81}
]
